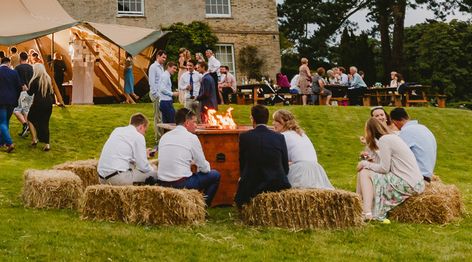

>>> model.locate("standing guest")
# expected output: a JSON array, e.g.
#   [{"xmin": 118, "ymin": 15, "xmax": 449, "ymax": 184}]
[
  {"xmin": 196, "ymin": 61, "xmax": 218, "ymax": 123},
  {"xmin": 298, "ymin": 58, "xmax": 312, "ymax": 106},
  {"xmin": 390, "ymin": 108, "xmax": 437, "ymax": 182},
  {"xmin": 52, "ymin": 52, "xmax": 68, "ymax": 104},
  {"xmin": 97, "ymin": 113, "xmax": 158, "ymax": 185},
  {"xmin": 356, "ymin": 118, "xmax": 425, "ymax": 220},
  {"xmin": 123, "ymin": 53, "xmax": 139, "ymax": 104},
  {"xmin": 347, "ymin": 66, "xmax": 367, "ymax": 106},
  {"xmin": 276, "ymin": 72, "xmax": 291, "ymax": 93},
  {"xmin": 195, "ymin": 52, "xmax": 205, "ymax": 63},
  {"xmin": 148, "ymin": 50, "xmax": 167, "ymax": 147},
  {"xmin": 9, "ymin": 47, "xmax": 20, "ymax": 68},
  {"xmin": 205, "ymin": 49, "xmax": 222, "ymax": 104},
  {"xmin": 157, "ymin": 108, "xmax": 221, "ymax": 206},
  {"xmin": 0, "ymin": 57, "xmax": 22, "ymax": 153},
  {"xmin": 158, "ymin": 62, "xmax": 179, "ymax": 123},
  {"xmin": 27, "ymin": 64, "xmax": 55, "ymax": 151},
  {"xmin": 179, "ymin": 59, "xmax": 202, "ymax": 122},
  {"xmin": 272, "ymin": 109, "xmax": 334, "ymax": 189},
  {"xmin": 13, "ymin": 52, "xmax": 34, "ymax": 137},
  {"xmin": 31, "ymin": 53, "xmax": 43, "ymax": 64},
  {"xmin": 218, "ymin": 65, "xmax": 237, "ymax": 104},
  {"xmin": 177, "ymin": 48, "xmax": 191, "ymax": 104},
  {"xmin": 312, "ymin": 67, "xmax": 332, "ymax": 106},
  {"xmin": 235, "ymin": 105, "xmax": 291, "ymax": 208}
]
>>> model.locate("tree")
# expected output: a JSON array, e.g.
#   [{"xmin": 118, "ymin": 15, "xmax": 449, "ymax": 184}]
[
  {"xmin": 238, "ymin": 46, "xmax": 264, "ymax": 80},
  {"xmin": 162, "ymin": 21, "xmax": 219, "ymax": 63}
]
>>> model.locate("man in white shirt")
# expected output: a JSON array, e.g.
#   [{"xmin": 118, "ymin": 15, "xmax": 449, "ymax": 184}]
[
  {"xmin": 158, "ymin": 62, "xmax": 179, "ymax": 123},
  {"xmin": 218, "ymin": 65, "xmax": 237, "ymax": 104},
  {"xmin": 157, "ymin": 108, "xmax": 221, "ymax": 206},
  {"xmin": 148, "ymin": 50, "xmax": 167, "ymax": 146},
  {"xmin": 97, "ymin": 113, "xmax": 157, "ymax": 185},
  {"xmin": 178, "ymin": 59, "xmax": 202, "ymax": 122},
  {"xmin": 205, "ymin": 49, "xmax": 222, "ymax": 104}
]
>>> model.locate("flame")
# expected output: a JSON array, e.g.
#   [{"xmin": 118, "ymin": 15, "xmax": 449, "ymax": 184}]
[{"xmin": 206, "ymin": 107, "xmax": 237, "ymax": 129}]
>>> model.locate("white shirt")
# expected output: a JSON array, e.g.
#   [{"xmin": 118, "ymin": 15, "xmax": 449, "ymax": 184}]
[
  {"xmin": 158, "ymin": 125, "xmax": 211, "ymax": 181},
  {"xmin": 158, "ymin": 70, "xmax": 173, "ymax": 101},
  {"xmin": 282, "ymin": 130, "xmax": 318, "ymax": 163},
  {"xmin": 340, "ymin": 73, "xmax": 349, "ymax": 85},
  {"xmin": 98, "ymin": 125, "xmax": 153, "ymax": 177},
  {"xmin": 290, "ymin": 75, "xmax": 300, "ymax": 90},
  {"xmin": 207, "ymin": 55, "xmax": 221, "ymax": 74},
  {"xmin": 179, "ymin": 70, "xmax": 202, "ymax": 98},
  {"xmin": 148, "ymin": 61, "xmax": 164, "ymax": 101}
]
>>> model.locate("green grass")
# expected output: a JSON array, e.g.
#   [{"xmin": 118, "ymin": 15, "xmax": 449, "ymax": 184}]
[{"xmin": 1, "ymin": 104, "xmax": 471, "ymax": 261}]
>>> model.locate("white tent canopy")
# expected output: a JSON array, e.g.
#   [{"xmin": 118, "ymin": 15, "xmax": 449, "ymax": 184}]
[{"xmin": 0, "ymin": 0, "xmax": 164, "ymax": 55}]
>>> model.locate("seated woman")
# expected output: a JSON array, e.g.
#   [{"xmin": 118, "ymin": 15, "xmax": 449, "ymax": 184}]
[
  {"xmin": 272, "ymin": 109, "xmax": 334, "ymax": 189},
  {"xmin": 356, "ymin": 118, "xmax": 425, "ymax": 220},
  {"xmin": 360, "ymin": 106, "xmax": 398, "ymax": 151}
]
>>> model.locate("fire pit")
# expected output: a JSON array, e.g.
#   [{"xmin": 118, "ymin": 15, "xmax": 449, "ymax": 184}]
[{"xmin": 157, "ymin": 108, "xmax": 252, "ymax": 206}]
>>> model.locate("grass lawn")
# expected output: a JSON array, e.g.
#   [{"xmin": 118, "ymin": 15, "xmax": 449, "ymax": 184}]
[{"xmin": 0, "ymin": 104, "xmax": 471, "ymax": 261}]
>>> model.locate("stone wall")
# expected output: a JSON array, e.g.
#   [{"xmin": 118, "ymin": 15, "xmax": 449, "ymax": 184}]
[{"xmin": 57, "ymin": 0, "xmax": 281, "ymax": 79}]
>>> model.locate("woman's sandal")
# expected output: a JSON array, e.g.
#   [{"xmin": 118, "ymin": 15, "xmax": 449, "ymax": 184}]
[
  {"xmin": 31, "ymin": 140, "xmax": 38, "ymax": 146},
  {"xmin": 43, "ymin": 144, "xmax": 51, "ymax": 151},
  {"xmin": 362, "ymin": 212, "xmax": 373, "ymax": 222}
]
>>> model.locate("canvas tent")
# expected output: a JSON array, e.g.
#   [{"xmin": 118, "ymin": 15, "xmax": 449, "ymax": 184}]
[{"xmin": 0, "ymin": 0, "xmax": 165, "ymax": 104}]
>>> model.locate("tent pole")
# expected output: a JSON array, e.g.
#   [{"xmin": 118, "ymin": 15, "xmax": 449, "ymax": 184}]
[
  {"xmin": 118, "ymin": 47, "xmax": 121, "ymax": 87},
  {"xmin": 51, "ymin": 33, "xmax": 55, "ymax": 57}
]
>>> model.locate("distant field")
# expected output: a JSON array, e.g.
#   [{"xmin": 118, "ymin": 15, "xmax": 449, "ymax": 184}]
[{"xmin": 0, "ymin": 104, "xmax": 470, "ymax": 261}]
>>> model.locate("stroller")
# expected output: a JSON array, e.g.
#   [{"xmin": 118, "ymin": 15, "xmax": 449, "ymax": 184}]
[{"xmin": 258, "ymin": 80, "xmax": 289, "ymax": 105}]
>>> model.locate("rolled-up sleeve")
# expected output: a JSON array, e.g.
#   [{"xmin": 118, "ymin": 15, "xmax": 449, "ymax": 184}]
[{"xmin": 134, "ymin": 135, "xmax": 153, "ymax": 173}]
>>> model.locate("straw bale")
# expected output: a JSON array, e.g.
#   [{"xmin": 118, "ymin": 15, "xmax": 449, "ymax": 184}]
[
  {"xmin": 22, "ymin": 169, "xmax": 83, "ymax": 209},
  {"xmin": 388, "ymin": 181, "xmax": 465, "ymax": 224},
  {"xmin": 241, "ymin": 189, "xmax": 363, "ymax": 229},
  {"xmin": 80, "ymin": 185, "xmax": 125, "ymax": 221},
  {"xmin": 121, "ymin": 186, "xmax": 206, "ymax": 226},
  {"xmin": 54, "ymin": 159, "xmax": 99, "ymax": 188}
]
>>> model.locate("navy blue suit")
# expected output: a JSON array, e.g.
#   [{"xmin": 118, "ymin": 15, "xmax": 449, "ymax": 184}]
[
  {"xmin": 235, "ymin": 125, "xmax": 291, "ymax": 207},
  {"xmin": 0, "ymin": 65, "xmax": 22, "ymax": 146},
  {"xmin": 197, "ymin": 73, "xmax": 218, "ymax": 116}
]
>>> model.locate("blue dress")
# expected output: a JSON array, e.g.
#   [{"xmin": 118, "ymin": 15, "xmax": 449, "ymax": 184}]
[{"xmin": 124, "ymin": 59, "xmax": 134, "ymax": 94}]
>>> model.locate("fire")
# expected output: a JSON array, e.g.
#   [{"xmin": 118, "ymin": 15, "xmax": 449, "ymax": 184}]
[{"xmin": 206, "ymin": 107, "xmax": 237, "ymax": 129}]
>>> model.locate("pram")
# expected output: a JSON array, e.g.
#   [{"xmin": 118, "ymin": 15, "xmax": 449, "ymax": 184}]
[{"xmin": 258, "ymin": 80, "xmax": 289, "ymax": 105}]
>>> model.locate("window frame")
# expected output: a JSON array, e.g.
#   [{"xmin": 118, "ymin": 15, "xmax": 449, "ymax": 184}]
[
  {"xmin": 117, "ymin": 0, "xmax": 145, "ymax": 17},
  {"xmin": 205, "ymin": 0, "xmax": 232, "ymax": 18},
  {"xmin": 215, "ymin": 43, "xmax": 236, "ymax": 78}
]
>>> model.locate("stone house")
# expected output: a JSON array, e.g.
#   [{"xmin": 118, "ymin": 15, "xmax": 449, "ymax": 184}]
[{"xmin": 57, "ymin": 0, "xmax": 281, "ymax": 81}]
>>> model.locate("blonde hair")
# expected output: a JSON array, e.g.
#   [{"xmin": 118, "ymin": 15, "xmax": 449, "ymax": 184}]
[
  {"xmin": 29, "ymin": 64, "xmax": 53, "ymax": 98},
  {"xmin": 364, "ymin": 117, "xmax": 391, "ymax": 151},
  {"xmin": 301, "ymin": 58, "xmax": 308, "ymax": 64},
  {"xmin": 273, "ymin": 109, "xmax": 304, "ymax": 136}
]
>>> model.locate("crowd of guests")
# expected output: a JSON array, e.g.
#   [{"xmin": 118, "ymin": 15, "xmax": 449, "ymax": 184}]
[
  {"xmin": 0, "ymin": 47, "xmax": 62, "ymax": 153},
  {"xmin": 97, "ymin": 102, "xmax": 436, "ymax": 222}
]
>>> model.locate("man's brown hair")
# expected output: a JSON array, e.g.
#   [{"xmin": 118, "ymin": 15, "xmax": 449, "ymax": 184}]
[{"xmin": 130, "ymin": 113, "xmax": 149, "ymax": 127}]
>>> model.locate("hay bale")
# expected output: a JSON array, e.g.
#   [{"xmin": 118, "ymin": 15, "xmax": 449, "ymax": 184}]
[
  {"xmin": 121, "ymin": 186, "xmax": 206, "ymax": 226},
  {"xmin": 54, "ymin": 159, "xmax": 99, "ymax": 188},
  {"xmin": 80, "ymin": 185, "xmax": 124, "ymax": 221},
  {"xmin": 241, "ymin": 189, "xmax": 363, "ymax": 229},
  {"xmin": 22, "ymin": 169, "xmax": 83, "ymax": 209},
  {"xmin": 80, "ymin": 185, "xmax": 206, "ymax": 226},
  {"xmin": 388, "ymin": 181, "xmax": 465, "ymax": 224}
]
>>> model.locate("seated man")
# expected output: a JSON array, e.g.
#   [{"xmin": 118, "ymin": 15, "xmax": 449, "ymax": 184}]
[
  {"xmin": 234, "ymin": 105, "xmax": 291, "ymax": 208},
  {"xmin": 157, "ymin": 108, "xmax": 220, "ymax": 206},
  {"xmin": 218, "ymin": 65, "xmax": 237, "ymax": 104},
  {"xmin": 390, "ymin": 107, "xmax": 437, "ymax": 182},
  {"xmin": 97, "ymin": 113, "xmax": 157, "ymax": 185}
]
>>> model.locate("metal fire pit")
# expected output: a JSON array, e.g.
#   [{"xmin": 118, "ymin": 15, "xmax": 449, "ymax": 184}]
[{"xmin": 157, "ymin": 123, "xmax": 253, "ymax": 206}]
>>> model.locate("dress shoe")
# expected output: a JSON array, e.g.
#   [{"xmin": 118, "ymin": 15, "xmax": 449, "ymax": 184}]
[
  {"xmin": 43, "ymin": 144, "xmax": 51, "ymax": 151},
  {"xmin": 6, "ymin": 144, "xmax": 15, "ymax": 153}
]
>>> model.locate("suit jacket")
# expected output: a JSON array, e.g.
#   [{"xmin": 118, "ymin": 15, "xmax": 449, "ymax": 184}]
[
  {"xmin": 0, "ymin": 66, "xmax": 22, "ymax": 106},
  {"xmin": 196, "ymin": 73, "xmax": 218, "ymax": 112},
  {"xmin": 235, "ymin": 125, "xmax": 291, "ymax": 207}
]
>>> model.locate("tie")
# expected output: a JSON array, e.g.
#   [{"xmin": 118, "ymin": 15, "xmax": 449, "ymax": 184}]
[{"xmin": 189, "ymin": 72, "xmax": 194, "ymax": 96}]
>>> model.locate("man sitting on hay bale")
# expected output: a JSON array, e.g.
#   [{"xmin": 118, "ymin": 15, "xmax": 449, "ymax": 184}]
[
  {"xmin": 390, "ymin": 108, "xmax": 437, "ymax": 183},
  {"xmin": 156, "ymin": 108, "xmax": 221, "ymax": 206},
  {"xmin": 97, "ymin": 113, "xmax": 158, "ymax": 185},
  {"xmin": 235, "ymin": 105, "xmax": 291, "ymax": 208}
]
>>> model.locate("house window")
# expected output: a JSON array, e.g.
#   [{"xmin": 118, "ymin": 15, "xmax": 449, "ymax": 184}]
[
  {"xmin": 118, "ymin": 0, "xmax": 144, "ymax": 16},
  {"xmin": 215, "ymin": 44, "xmax": 235, "ymax": 77},
  {"xmin": 205, "ymin": 0, "xmax": 231, "ymax": 17}
]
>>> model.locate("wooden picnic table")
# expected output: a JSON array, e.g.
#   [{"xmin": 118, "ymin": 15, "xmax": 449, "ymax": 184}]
[
  {"xmin": 364, "ymin": 85, "xmax": 430, "ymax": 107},
  {"xmin": 236, "ymin": 84, "xmax": 264, "ymax": 105}
]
